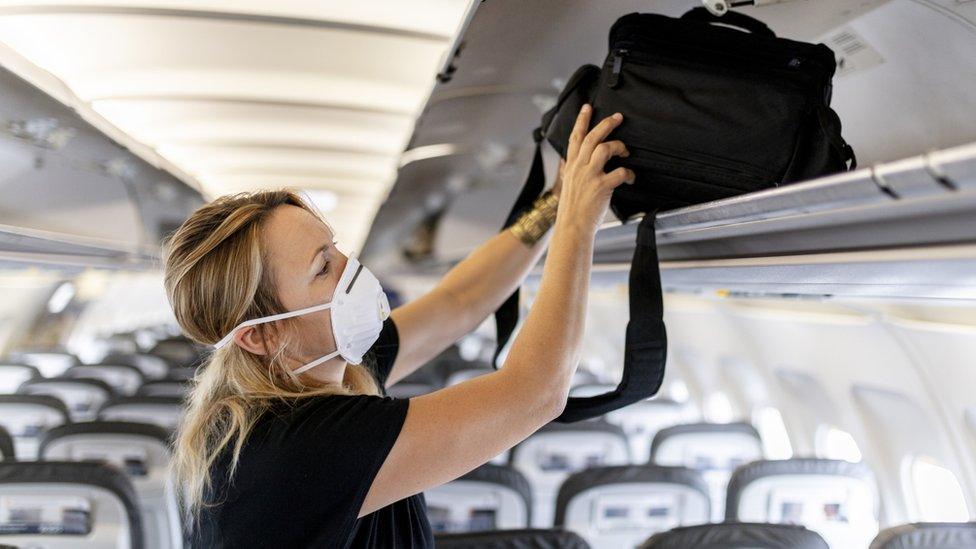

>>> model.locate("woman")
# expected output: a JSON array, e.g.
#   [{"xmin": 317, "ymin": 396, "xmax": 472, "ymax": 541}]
[{"xmin": 165, "ymin": 105, "xmax": 633, "ymax": 547}]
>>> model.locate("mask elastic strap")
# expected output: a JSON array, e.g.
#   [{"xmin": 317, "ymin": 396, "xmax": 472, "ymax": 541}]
[
  {"xmin": 292, "ymin": 350, "xmax": 342, "ymax": 375},
  {"xmin": 213, "ymin": 301, "xmax": 334, "ymax": 350}
]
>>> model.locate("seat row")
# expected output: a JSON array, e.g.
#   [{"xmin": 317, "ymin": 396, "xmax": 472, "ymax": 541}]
[
  {"xmin": 0, "ymin": 394, "xmax": 185, "ymax": 460},
  {"xmin": 0, "ymin": 421, "xmax": 181, "ymax": 549},
  {"xmin": 432, "ymin": 522, "xmax": 976, "ymax": 548},
  {"xmin": 427, "ymin": 456, "xmax": 880, "ymax": 548}
]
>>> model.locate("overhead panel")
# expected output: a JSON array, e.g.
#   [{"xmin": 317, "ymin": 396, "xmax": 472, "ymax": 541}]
[{"xmin": 0, "ymin": 0, "xmax": 475, "ymax": 251}]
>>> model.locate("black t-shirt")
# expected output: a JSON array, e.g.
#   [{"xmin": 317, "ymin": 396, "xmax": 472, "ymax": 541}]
[{"xmin": 194, "ymin": 319, "xmax": 433, "ymax": 548}]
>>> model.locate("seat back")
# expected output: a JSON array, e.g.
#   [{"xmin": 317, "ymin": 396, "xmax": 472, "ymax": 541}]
[
  {"xmin": 0, "ymin": 426, "xmax": 14, "ymax": 461},
  {"xmin": 40, "ymin": 422, "xmax": 181, "ymax": 549},
  {"xmin": 8, "ymin": 352, "xmax": 79, "ymax": 378},
  {"xmin": 0, "ymin": 395, "xmax": 71, "ymax": 459},
  {"xmin": 101, "ymin": 354, "xmax": 170, "ymax": 381},
  {"xmin": 19, "ymin": 378, "xmax": 115, "ymax": 422},
  {"xmin": 555, "ymin": 465, "xmax": 709, "ymax": 549},
  {"xmin": 570, "ymin": 385, "xmax": 686, "ymax": 463},
  {"xmin": 870, "ymin": 522, "xmax": 976, "ymax": 549},
  {"xmin": 510, "ymin": 421, "xmax": 630, "ymax": 527},
  {"xmin": 435, "ymin": 528, "xmax": 591, "ymax": 548},
  {"xmin": 650, "ymin": 422, "xmax": 764, "ymax": 520},
  {"xmin": 639, "ymin": 522, "xmax": 829, "ymax": 548},
  {"xmin": 0, "ymin": 364, "xmax": 39, "ymax": 394},
  {"xmin": 66, "ymin": 365, "xmax": 145, "ymax": 396},
  {"xmin": 0, "ymin": 461, "xmax": 143, "ymax": 548},
  {"xmin": 426, "ymin": 464, "xmax": 532, "ymax": 533},
  {"xmin": 726, "ymin": 458, "xmax": 880, "ymax": 549},
  {"xmin": 136, "ymin": 381, "xmax": 191, "ymax": 399},
  {"xmin": 148, "ymin": 338, "xmax": 202, "ymax": 368},
  {"xmin": 98, "ymin": 397, "xmax": 185, "ymax": 431}
]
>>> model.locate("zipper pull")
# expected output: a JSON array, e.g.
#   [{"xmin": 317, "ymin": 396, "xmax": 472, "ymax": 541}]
[{"xmin": 607, "ymin": 49, "xmax": 627, "ymax": 88}]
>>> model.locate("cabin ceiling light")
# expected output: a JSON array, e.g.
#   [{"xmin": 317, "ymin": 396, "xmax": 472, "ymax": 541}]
[{"xmin": 399, "ymin": 143, "xmax": 460, "ymax": 168}]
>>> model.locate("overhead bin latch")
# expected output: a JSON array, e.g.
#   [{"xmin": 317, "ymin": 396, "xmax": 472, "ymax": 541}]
[{"xmin": 702, "ymin": 0, "xmax": 800, "ymax": 17}]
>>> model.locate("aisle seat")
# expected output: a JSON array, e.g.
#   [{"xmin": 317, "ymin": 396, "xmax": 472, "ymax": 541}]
[
  {"xmin": 726, "ymin": 458, "xmax": 880, "ymax": 549},
  {"xmin": 136, "ymin": 381, "xmax": 191, "ymax": 399},
  {"xmin": 18, "ymin": 378, "xmax": 115, "ymax": 422},
  {"xmin": 870, "ymin": 522, "xmax": 976, "ymax": 549},
  {"xmin": 8, "ymin": 351, "xmax": 79, "ymax": 378},
  {"xmin": 0, "ymin": 395, "xmax": 70, "ymax": 460},
  {"xmin": 0, "ymin": 364, "xmax": 40, "ymax": 394},
  {"xmin": 639, "ymin": 522, "xmax": 829, "ymax": 548},
  {"xmin": 98, "ymin": 397, "xmax": 185, "ymax": 431},
  {"xmin": 426, "ymin": 463, "xmax": 532, "ymax": 532},
  {"xmin": 66, "ymin": 364, "xmax": 145, "ymax": 396},
  {"xmin": 101, "ymin": 353, "xmax": 170, "ymax": 381},
  {"xmin": 435, "ymin": 528, "xmax": 590, "ymax": 548}
]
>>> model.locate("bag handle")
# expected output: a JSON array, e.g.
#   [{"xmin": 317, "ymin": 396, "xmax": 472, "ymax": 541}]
[
  {"xmin": 680, "ymin": 7, "xmax": 776, "ymax": 38},
  {"xmin": 555, "ymin": 214, "xmax": 667, "ymax": 423}
]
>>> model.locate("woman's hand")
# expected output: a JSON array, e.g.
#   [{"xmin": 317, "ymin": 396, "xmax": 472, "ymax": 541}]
[{"xmin": 556, "ymin": 104, "xmax": 634, "ymax": 235}]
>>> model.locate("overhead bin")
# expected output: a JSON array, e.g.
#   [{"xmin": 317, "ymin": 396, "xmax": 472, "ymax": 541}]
[{"xmin": 583, "ymin": 142, "xmax": 976, "ymax": 300}]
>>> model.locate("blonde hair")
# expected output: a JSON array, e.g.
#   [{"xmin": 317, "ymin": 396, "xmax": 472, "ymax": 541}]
[{"xmin": 163, "ymin": 190, "xmax": 381, "ymax": 522}]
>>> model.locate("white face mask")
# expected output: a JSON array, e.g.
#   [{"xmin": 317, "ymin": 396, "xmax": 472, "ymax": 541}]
[{"xmin": 213, "ymin": 256, "xmax": 391, "ymax": 374}]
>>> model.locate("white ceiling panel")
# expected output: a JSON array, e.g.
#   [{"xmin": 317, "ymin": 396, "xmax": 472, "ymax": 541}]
[{"xmin": 0, "ymin": 0, "xmax": 475, "ymax": 251}]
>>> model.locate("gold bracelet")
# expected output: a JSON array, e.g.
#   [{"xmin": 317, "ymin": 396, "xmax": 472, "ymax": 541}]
[{"xmin": 510, "ymin": 191, "xmax": 559, "ymax": 245}]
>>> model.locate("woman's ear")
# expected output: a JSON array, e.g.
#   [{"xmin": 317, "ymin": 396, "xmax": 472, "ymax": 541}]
[{"xmin": 234, "ymin": 326, "xmax": 269, "ymax": 356}]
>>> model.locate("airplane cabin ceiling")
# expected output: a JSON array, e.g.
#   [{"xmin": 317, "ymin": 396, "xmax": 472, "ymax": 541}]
[{"xmin": 0, "ymin": 0, "xmax": 476, "ymax": 251}]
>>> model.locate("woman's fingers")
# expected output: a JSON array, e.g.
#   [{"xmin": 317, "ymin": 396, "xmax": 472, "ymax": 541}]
[
  {"xmin": 600, "ymin": 167, "xmax": 636, "ymax": 189},
  {"xmin": 588, "ymin": 140, "xmax": 629, "ymax": 169},
  {"xmin": 566, "ymin": 104, "xmax": 592, "ymax": 163},
  {"xmin": 579, "ymin": 112, "xmax": 624, "ymax": 161}
]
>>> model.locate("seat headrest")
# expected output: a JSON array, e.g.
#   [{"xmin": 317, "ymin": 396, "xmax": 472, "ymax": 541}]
[
  {"xmin": 555, "ymin": 465, "xmax": 710, "ymax": 526},
  {"xmin": 458, "ymin": 463, "xmax": 533, "ymax": 508},
  {"xmin": 0, "ymin": 461, "xmax": 143, "ymax": 549},
  {"xmin": 435, "ymin": 528, "xmax": 591, "ymax": 548},
  {"xmin": 0, "ymin": 394, "xmax": 71, "ymax": 421},
  {"xmin": 0, "ymin": 425, "xmax": 13, "ymax": 461},
  {"xmin": 0, "ymin": 363, "xmax": 40, "ymax": 375},
  {"xmin": 510, "ymin": 420, "xmax": 629, "ymax": 462},
  {"xmin": 651, "ymin": 422, "xmax": 760, "ymax": 454},
  {"xmin": 725, "ymin": 458, "xmax": 876, "ymax": 520},
  {"xmin": 19, "ymin": 376, "xmax": 116, "ymax": 397},
  {"xmin": 39, "ymin": 420, "xmax": 172, "ymax": 455},
  {"xmin": 639, "ymin": 522, "xmax": 829, "ymax": 548},
  {"xmin": 869, "ymin": 522, "xmax": 976, "ymax": 549},
  {"xmin": 99, "ymin": 395, "xmax": 184, "ymax": 409}
]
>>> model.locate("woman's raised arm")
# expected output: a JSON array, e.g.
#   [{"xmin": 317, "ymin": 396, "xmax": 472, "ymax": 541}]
[{"xmin": 360, "ymin": 106, "xmax": 634, "ymax": 516}]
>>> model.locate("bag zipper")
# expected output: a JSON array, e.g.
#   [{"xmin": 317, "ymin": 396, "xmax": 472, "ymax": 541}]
[{"xmin": 608, "ymin": 49, "xmax": 628, "ymax": 88}]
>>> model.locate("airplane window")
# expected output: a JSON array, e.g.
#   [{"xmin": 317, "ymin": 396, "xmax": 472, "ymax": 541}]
[
  {"xmin": 704, "ymin": 392, "xmax": 735, "ymax": 423},
  {"xmin": 46, "ymin": 282, "xmax": 75, "ymax": 314},
  {"xmin": 668, "ymin": 379, "xmax": 690, "ymax": 403},
  {"xmin": 906, "ymin": 455, "xmax": 970, "ymax": 522},
  {"xmin": 815, "ymin": 425, "xmax": 863, "ymax": 463},
  {"xmin": 753, "ymin": 406, "xmax": 793, "ymax": 460}
]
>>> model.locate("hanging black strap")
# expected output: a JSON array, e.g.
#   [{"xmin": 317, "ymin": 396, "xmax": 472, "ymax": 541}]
[
  {"xmin": 679, "ymin": 6, "xmax": 776, "ymax": 38},
  {"xmin": 492, "ymin": 133, "xmax": 546, "ymax": 368},
  {"xmin": 556, "ymin": 214, "xmax": 667, "ymax": 422}
]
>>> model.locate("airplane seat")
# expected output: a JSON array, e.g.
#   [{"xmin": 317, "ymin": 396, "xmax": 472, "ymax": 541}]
[
  {"xmin": 98, "ymin": 396, "xmax": 185, "ymax": 431},
  {"xmin": 869, "ymin": 522, "xmax": 976, "ymax": 549},
  {"xmin": 0, "ymin": 425, "xmax": 14, "ymax": 461},
  {"xmin": 434, "ymin": 528, "xmax": 590, "ymax": 548},
  {"xmin": 0, "ymin": 364, "xmax": 40, "ymax": 394},
  {"xmin": 136, "ymin": 380, "xmax": 191, "ymax": 399},
  {"xmin": 0, "ymin": 461, "xmax": 143, "ymax": 548},
  {"xmin": 148, "ymin": 337, "xmax": 204, "ymax": 369},
  {"xmin": 65, "ymin": 364, "xmax": 145, "ymax": 396},
  {"xmin": 0, "ymin": 395, "xmax": 71, "ymax": 460},
  {"xmin": 638, "ymin": 522, "xmax": 829, "ymax": 548},
  {"xmin": 18, "ymin": 378, "xmax": 116, "ymax": 422},
  {"xmin": 164, "ymin": 367, "xmax": 196, "ymax": 382},
  {"xmin": 726, "ymin": 458, "xmax": 880, "ymax": 549},
  {"xmin": 40, "ymin": 421, "xmax": 182, "ymax": 549},
  {"xmin": 650, "ymin": 422, "xmax": 764, "ymax": 520},
  {"xmin": 101, "ymin": 353, "xmax": 170, "ymax": 381},
  {"xmin": 570, "ymin": 384, "xmax": 686, "ymax": 464},
  {"xmin": 554, "ymin": 464, "xmax": 710, "ymax": 549},
  {"xmin": 8, "ymin": 351, "xmax": 80, "ymax": 378},
  {"xmin": 425, "ymin": 463, "xmax": 533, "ymax": 533},
  {"xmin": 386, "ymin": 382, "xmax": 436, "ymax": 398},
  {"xmin": 509, "ymin": 421, "xmax": 630, "ymax": 528}
]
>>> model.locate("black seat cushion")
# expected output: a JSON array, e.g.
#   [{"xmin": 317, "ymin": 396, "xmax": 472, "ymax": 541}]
[
  {"xmin": 435, "ymin": 528, "xmax": 590, "ymax": 548},
  {"xmin": 640, "ymin": 522, "xmax": 829, "ymax": 548}
]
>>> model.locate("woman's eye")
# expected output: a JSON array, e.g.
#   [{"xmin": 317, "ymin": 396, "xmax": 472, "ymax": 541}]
[{"xmin": 318, "ymin": 261, "xmax": 330, "ymax": 276}]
